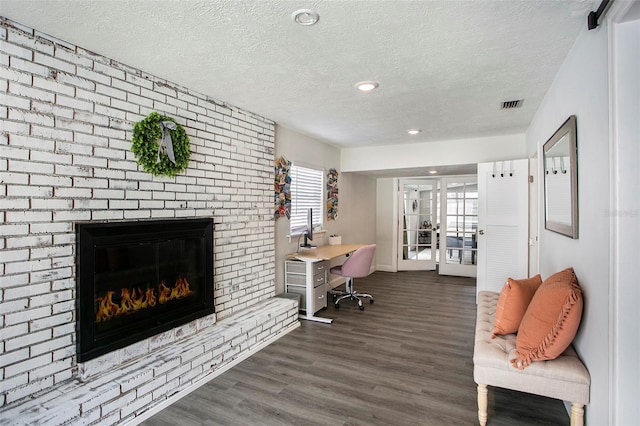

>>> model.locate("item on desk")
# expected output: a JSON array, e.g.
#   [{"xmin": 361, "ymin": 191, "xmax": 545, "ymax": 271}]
[{"xmin": 328, "ymin": 235, "xmax": 342, "ymax": 245}]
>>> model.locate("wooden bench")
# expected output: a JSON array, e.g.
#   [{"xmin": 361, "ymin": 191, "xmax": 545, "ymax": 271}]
[{"xmin": 473, "ymin": 291, "xmax": 590, "ymax": 425}]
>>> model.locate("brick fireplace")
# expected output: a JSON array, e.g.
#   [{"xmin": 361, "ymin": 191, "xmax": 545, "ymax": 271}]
[
  {"xmin": 0, "ymin": 17, "xmax": 298, "ymax": 425},
  {"xmin": 76, "ymin": 219, "xmax": 215, "ymax": 362}
]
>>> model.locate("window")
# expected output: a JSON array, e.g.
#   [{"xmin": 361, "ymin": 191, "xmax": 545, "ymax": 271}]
[{"xmin": 290, "ymin": 164, "xmax": 323, "ymax": 234}]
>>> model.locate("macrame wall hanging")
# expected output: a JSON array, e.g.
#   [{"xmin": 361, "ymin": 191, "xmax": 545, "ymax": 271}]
[
  {"xmin": 327, "ymin": 168, "xmax": 339, "ymax": 221},
  {"xmin": 274, "ymin": 156, "xmax": 291, "ymax": 219}
]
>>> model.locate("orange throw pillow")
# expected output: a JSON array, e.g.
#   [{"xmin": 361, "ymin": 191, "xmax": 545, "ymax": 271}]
[
  {"xmin": 492, "ymin": 275, "xmax": 543, "ymax": 337},
  {"xmin": 511, "ymin": 268, "xmax": 583, "ymax": 369}
]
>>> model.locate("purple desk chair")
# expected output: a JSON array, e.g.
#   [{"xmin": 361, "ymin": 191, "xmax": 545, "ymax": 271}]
[{"xmin": 329, "ymin": 244, "xmax": 376, "ymax": 310}]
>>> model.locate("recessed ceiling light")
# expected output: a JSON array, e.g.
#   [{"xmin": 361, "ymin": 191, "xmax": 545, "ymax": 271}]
[
  {"xmin": 407, "ymin": 129, "xmax": 422, "ymax": 135},
  {"xmin": 355, "ymin": 81, "xmax": 379, "ymax": 92},
  {"xmin": 292, "ymin": 9, "xmax": 320, "ymax": 26},
  {"xmin": 429, "ymin": 170, "xmax": 438, "ymax": 174}
]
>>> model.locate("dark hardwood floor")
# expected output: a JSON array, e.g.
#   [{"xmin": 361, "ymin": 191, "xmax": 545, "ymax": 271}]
[{"xmin": 142, "ymin": 271, "xmax": 569, "ymax": 426}]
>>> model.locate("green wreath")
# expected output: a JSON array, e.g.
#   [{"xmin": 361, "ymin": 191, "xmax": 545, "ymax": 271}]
[{"xmin": 131, "ymin": 112, "xmax": 190, "ymax": 177}]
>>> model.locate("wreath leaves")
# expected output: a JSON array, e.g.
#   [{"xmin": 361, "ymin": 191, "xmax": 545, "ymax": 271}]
[{"xmin": 131, "ymin": 112, "xmax": 190, "ymax": 177}]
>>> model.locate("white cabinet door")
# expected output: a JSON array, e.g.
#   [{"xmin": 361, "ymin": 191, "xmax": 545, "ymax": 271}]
[{"xmin": 477, "ymin": 159, "xmax": 529, "ymax": 297}]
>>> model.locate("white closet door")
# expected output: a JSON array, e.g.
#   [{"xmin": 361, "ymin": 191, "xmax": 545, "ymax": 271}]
[{"xmin": 477, "ymin": 159, "xmax": 529, "ymax": 297}]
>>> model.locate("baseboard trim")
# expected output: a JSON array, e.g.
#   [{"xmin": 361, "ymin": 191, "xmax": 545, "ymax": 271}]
[
  {"xmin": 328, "ymin": 276, "xmax": 346, "ymax": 289},
  {"xmin": 124, "ymin": 320, "xmax": 301, "ymax": 425},
  {"xmin": 376, "ymin": 264, "xmax": 396, "ymax": 272}
]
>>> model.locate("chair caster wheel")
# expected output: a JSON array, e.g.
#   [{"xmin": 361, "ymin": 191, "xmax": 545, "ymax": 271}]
[
  {"xmin": 358, "ymin": 304, "xmax": 365, "ymax": 311},
  {"xmin": 334, "ymin": 303, "xmax": 340, "ymax": 309},
  {"xmin": 370, "ymin": 299, "xmax": 374, "ymax": 304}
]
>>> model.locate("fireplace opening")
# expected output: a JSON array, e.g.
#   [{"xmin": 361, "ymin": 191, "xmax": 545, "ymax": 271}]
[{"xmin": 77, "ymin": 218, "xmax": 214, "ymax": 362}]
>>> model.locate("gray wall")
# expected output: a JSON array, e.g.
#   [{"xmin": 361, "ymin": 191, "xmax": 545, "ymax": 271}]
[
  {"xmin": 274, "ymin": 125, "xmax": 376, "ymax": 294},
  {"xmin": 525, "ymin": 23, "xmax": 611, "ymax": 425}
]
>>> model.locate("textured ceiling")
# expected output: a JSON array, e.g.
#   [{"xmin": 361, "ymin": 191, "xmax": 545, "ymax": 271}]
[{"xmin": 1, "ymin": 0, "xmax": 596, "ymax": 149}]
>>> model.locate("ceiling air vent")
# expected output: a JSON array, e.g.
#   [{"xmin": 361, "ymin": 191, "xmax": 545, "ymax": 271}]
[{"xmin": 501, "ymin": 99, "xmax": 524, "ymax": 109}]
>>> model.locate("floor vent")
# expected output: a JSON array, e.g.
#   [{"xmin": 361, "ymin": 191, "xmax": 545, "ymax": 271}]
[{"xmin": 501, "ymin": 99, "xmax": 524, "ymax": 109}]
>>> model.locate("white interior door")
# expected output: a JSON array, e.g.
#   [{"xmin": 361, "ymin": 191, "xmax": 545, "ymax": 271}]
[
  {"xmin": 477, "ymin": 159, "xmax": 529, "ymax": 296},
  {"xmin": 397, "ymin": 179, "xmax": 438, "ymax": 271},
  {"xmin": 610, "ymin": 9, "xmax": 640, "ymax": 423},
  {"xmin": 438, "ymin": 177, "xmax": 478, "ymax": 277}
]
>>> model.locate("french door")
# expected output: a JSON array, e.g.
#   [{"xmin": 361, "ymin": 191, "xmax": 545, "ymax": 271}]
[
  {"xmin": 397, "ymin": 179, "xmax": 438, "ymax": 270},
  {"xmin": 438, "ymin": 177, "xmax": 478, "ymax": 277}
]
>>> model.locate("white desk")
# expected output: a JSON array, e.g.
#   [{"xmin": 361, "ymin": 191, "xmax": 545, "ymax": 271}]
[{"xmin": 286, "ymin": 244, "xmax": 364, "ymax": 323}]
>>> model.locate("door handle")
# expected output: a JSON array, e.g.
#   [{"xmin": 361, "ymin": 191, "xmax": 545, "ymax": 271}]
[{"xmin": 479, "ymin": 230, "xmax": 485, "ymax": 235}]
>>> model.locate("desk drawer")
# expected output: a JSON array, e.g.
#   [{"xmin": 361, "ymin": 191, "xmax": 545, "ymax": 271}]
[
  {"xmin": 312, "ymin": 271, "xmax": 326, "ymax": 286},
  {"xmin": 286, "ymin": 282, "xmax": 327, "ymax": 314},
  {"xmin": 312, "ymin": 282, "xmax": 327, "ymax": 313},
  {"xmin": 285, "ymin": 260, "xmax": 328, "ymax": 275},
  {"xmin": 313, "ymin": 261, "xmax": 328, "ymax": 275},
  {"xmin": 285, "ymin": 260, "xmax": 306, "ymax": 274},
  {"xmin": 286, "ymin": 286, "xmax": 306, "ymax": 311},
  {"xmin": 285, "ymin": 274, "xmax": 306, "ymax": 286}
]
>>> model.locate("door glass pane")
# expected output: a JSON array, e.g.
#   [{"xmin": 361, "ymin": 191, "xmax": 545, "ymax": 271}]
[
  {"xmin": 444, "ymin": 181, "xmax": 478, "ymax": 266},
  {"xmin": 465, "ymin": 198, "xmax": 478, "ymax": 215},
  {"xmin": 401, "ymin": 181, "xmax": 435, "ymax": 262}
]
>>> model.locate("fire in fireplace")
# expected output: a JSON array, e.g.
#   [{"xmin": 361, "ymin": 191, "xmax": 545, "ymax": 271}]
[
  {"xmin": 76, "ymin": 218, "xmax": 214, "ymax": 362},
  {"xmin": 94, "ymin": 276, "xmax": 193, "ymax": 323}
]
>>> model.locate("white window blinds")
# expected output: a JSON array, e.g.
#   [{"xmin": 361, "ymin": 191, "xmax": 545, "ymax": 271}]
[{"xmin": 290, "ymin": 165, "xmax": 323, "ymax": 234}]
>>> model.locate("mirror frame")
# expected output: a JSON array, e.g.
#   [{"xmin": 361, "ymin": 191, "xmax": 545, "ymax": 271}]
[{"xmin": 543, "ymin": 115, "xmax": 578, "ymax": 238}]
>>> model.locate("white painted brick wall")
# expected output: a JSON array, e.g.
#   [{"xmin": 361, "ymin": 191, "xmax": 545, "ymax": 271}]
[{"xmin": 0, "ymin": 17, "xmax": 287, "ymax": 424}]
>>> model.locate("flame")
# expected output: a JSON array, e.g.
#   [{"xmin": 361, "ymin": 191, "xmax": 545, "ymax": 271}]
[
  {"xmin": 159, "ymin": 281, "xmax": 170, "ymax": 304},
  {"xmin": 174, "ymin": 276, "xmax": 190, "ymax": 299},
  {"xmin": 145, "ymin": 288, "xmax": 156, "ymax": 306},
  {"xmin": 96, "ymin": 291, "xmax": 119, "ymax": 323},
  {"xmin": 118, "ymin": 287, "xmax": 157, "ymax": 314},
  {"xmin": 95, "ymin": 276, "xmax": 193, "ymax": 323}
]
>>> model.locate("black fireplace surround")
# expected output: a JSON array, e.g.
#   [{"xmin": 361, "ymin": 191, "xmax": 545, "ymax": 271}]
[{"xmin": 76, "ymin": 218, "xmax": 214, "ymax": 362}]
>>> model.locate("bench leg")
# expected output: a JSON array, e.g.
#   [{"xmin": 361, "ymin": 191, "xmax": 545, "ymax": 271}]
[
  {"xmin": 570, "ymin": 403, "xmax": 584, "ymax": 426},
  {"xmin": 477, "ymin": 384, "xmax": 488, "ymax": 426}
]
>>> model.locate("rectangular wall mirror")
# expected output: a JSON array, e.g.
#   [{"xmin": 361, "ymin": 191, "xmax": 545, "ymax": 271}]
[{"xmin": 543, "ymin": 115, "xmax": 578, "ymax": 238}]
